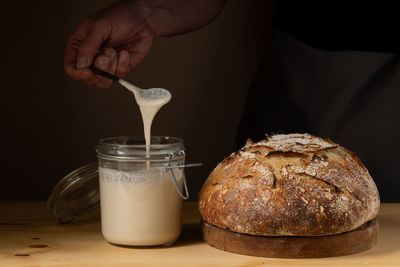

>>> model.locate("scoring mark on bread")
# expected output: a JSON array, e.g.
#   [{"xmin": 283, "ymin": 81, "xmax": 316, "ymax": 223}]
[
  {"xmin": 199, "ymin": 133, "xmax": 380, "ymax": 236},
  {"xmin": 267, "ymin": 151, "xmax": 304, "ymax": 157},
  {"xmin": 312, "ymin": 153, "xmax": 328, "ymax": 161}
]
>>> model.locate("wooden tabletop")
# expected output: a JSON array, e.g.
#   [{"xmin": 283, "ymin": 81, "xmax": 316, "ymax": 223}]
[{"xmin": 0, "ymin": 202, "xmax": 399, "ymax": 267}]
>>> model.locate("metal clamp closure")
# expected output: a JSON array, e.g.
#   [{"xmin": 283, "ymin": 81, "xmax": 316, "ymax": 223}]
[{"xmin": 163, "ymin": 151, "xmax": 202, "ymax": 200}]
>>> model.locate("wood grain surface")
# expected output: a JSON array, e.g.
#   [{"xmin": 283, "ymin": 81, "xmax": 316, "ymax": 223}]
[{"xmin": 0, "ymin": 202, "xmax": 399, "ymax": 266}]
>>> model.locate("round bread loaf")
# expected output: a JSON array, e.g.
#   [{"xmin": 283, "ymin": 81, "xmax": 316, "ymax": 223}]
[{"xmin": 199, "ymin": 133, "xmax": 380, "ymax": 236}]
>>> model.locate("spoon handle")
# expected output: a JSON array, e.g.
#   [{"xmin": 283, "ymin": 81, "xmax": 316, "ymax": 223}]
[{"xmin": 89, "ymin": 66, "xmax": 120, "ymax": 82}]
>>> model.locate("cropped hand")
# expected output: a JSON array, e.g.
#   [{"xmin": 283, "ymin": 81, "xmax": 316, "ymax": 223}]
[{"xmin": 64, "ymin": 1, "xmax": 154, "ymax": 89}]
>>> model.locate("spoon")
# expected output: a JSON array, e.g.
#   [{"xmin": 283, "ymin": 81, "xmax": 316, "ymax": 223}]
[{"xmin": 89, "ymin": 66, "xmax": 171, "ymax": 101}]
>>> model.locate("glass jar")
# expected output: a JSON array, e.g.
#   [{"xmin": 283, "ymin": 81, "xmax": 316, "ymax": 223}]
[{"xmin": 96, "ymin": 136, "xmax": 187, "ymax": 246}]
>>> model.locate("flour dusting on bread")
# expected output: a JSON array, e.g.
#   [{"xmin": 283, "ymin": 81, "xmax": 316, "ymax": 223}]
[{"xmin": 199, "ymin": 133, "xmax": 380, "ymax": 237}]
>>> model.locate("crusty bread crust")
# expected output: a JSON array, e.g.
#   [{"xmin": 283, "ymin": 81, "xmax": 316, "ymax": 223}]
[{"xmin": 198, "ymin": 133, "xmax": 380, "ymax": 236}]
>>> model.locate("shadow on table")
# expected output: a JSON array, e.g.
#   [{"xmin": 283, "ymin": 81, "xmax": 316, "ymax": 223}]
[
  {"xmin": 173, "ymin": 222, "xmax": 203, "ymax": 247},
  {"xmin": 103, "ymin": 222, "xmax": 203, "ymax": 249},
  {"xmin": 110, "ymin": 222, "xmax": 203, "ymax": 249}
]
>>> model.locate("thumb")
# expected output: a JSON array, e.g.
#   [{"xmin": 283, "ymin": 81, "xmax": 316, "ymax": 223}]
[{"xmin": 76, "ymin": 22, "xmax": 109, "ymax": 69}]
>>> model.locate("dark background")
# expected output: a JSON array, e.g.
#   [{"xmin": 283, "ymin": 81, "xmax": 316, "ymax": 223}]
[
  {"xmin": 3, "ymin": 1, "xmax": 397, "ymax": 203},
  {"xmin": 0, "ymin": 0, "xmax": 273, "ymax": 201}
]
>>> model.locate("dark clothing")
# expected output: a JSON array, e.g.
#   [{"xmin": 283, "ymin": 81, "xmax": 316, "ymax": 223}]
[
  {"xmin": 274, "ymin": 1, "xmax": 400, "ymax": 53},
  {"xmin": 236, "ymin": 3, "xmax": 400, "ymax": 202}
]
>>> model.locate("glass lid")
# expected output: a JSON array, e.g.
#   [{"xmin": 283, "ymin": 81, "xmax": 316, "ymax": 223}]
[{"xmin": 47, "ymin": 162, "xmax": 99, "ymax": 224}]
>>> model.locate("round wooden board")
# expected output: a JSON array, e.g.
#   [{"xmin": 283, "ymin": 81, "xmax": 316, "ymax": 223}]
[{"xmin": 201, "ymin": 219, "xmax": 378, "ymax": 258}]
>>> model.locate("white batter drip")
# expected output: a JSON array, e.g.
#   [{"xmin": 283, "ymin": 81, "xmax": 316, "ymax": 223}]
[{"xmin": 118, "ymin": 80, "xmax": 171, "ymax": 156}]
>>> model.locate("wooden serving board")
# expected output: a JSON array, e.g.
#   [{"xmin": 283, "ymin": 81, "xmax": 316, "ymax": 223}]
[{"xmin": 201, "ymin": 219, "xmax": 378, "ymax": 258}]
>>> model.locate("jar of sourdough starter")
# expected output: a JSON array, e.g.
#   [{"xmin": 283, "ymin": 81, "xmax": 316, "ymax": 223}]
[
  {"xmin": 47, "ymin": 136, "xmax": 194, "ymax": 247},
  {"xmin": 96, "ymin": 136, "xmax": 188, "ymax": 246}
]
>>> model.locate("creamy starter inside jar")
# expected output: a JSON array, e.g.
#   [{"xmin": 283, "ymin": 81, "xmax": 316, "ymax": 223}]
[
  {"xmin": 97, "ymin": 136, "xmax": 185, "ymax": 246},
  {"xmin": 99, "ymin": 166, "xmax": 183, "ymax": 246}
]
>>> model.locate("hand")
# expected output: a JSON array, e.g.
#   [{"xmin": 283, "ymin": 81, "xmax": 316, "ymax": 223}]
[{"xmin": 64, "ymin": 1, "xmax": 154, "ymax": 89}]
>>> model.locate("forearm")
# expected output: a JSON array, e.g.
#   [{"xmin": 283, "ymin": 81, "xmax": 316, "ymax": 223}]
[{"xmin": 142, "ymin": 0, "xmax": 228, "ymax": 37}]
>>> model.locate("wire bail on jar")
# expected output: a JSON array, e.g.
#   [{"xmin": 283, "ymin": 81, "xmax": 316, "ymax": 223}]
[{"xmin": 163, "ymin": 150, "xmax": 202, "ymax": 200}]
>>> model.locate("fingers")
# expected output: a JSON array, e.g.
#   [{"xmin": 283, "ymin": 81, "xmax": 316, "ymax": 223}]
[
  {"xmin": 64, "ymin": 19, "xmax": 92, "ymax": 82},
  {"xmin": 67, "ymin": 48, "xmax": 128, "ymax": 89},
  {"xmin": 64, "ymin": 18, "xmax": 111, "ymax": 82},
  {"xmin": 76, "ymin": 21, "xmax": 109, "ymax": 69},
  {"xmin": 64, "ymin": 19, "xmax": 154, "ymax": 89},
  {"xmin": 116, "ymin": 50, "xmax": 130, "ymax": 78},
  {"xmin": 92, "ymin": 48, "xmax": 130, "ymax": 89},
  {"xmin": 93, "ymin": 48, "xmax": 117, "ymax": 89},
  {"xmin": 105, "ymin": 48, "xmax": 118, "ymax": 74}
]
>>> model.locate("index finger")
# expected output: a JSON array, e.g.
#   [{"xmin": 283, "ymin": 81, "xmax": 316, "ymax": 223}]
[{"xmin": 64, "ymin": 19, "xmax": 94, "ymax": 81}]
